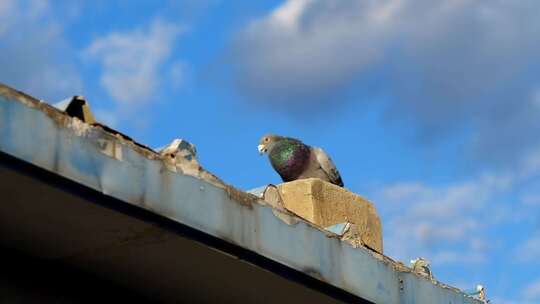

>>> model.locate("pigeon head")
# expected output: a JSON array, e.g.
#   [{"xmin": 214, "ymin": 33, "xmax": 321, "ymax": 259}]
[{"xmin": 258, "ymin": 134, "xmax": 285, "ymax": 155}]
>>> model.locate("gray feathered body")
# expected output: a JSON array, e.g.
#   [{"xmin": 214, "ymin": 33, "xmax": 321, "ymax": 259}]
[
  {"xmin": 269, "ymin": 138, "xmax": 311, "ymax": 182},
  {"xmin": 268, "ymin": 138, "xmax": 344, "ymax": 187}
]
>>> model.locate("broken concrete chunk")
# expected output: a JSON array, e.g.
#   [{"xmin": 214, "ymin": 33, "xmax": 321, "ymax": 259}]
[
  {"xmin": 410, "ymin": 257, "xmax": 433, "ymax": 279},
  {"xmin": 277, "ymin": 178, "xmax": 383, "ymax": 253},
  {"xmin": 247, "ymin": 186, "xmax": 268, "ymax": 198},
  {"xmin": 248, "ymin": 184, "xmax": 285, "ymax": 210},
  {"xmin": 157, "ymin": 139, "xmax": 200, "ymax": 174},
  {"xmin": 248, "ymin": 185, "xmax": 299, "ymax": 225},
  {"xmin": 156, "ymin": 139, "xmax": 224, "ymax": 186}
]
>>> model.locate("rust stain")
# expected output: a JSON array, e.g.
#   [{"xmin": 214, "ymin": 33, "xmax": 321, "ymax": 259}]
[
  {"xmin": 224, "ymin": 186, "xmax": 257, "ymax": 209},
  {"xmin": 0, "ymin": 82, "xmax": 42, "ymax": 106}
]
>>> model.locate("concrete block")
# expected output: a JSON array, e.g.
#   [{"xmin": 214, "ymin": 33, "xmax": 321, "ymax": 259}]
[{"xmin": 277, "ymin": 178, "xmax": 383, "ymax": 253}]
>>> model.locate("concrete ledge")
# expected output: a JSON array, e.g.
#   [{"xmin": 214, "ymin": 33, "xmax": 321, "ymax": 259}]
[
  {"xmin": 0, "ymin": 82, "xmax": 484, "ymax": 304},
  {"xmin": 277, "ymin": 178, "xmax": 383, "ymax": 253}
]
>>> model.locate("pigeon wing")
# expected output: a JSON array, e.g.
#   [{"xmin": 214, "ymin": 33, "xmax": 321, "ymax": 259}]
[{"xmin": 312, "ymin": 147, "xmax": 344, "ymax": 187}]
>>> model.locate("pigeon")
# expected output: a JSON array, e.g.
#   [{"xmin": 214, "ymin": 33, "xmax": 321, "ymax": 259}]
[{"xmin": 257, "ymin": 134, "xmax": 344, "ymax": 187}]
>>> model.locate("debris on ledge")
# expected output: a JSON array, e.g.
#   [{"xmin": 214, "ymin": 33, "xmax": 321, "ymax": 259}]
[
  {"xmin": 51, "ymin": 92, "xmax": 226, "ymax": 189},
  {"xmin": 156, "ymin": 138, "xmax": 224, "ymax": 186},
  {"xmin": 464, "ymin": 285, "xmax": 488, "ymax": 302},
  {"xmin": 410, "ymin": 257, "xmax": 433, "ymax": 279},
  {"xmin": 248, "ymin": 184, "xmax": 299, "ymax": 226}
]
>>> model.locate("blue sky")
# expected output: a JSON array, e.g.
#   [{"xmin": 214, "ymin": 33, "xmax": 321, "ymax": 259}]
[{"xmin": 2, "ymin": 0, "xmax": 540, "ymax": 302}]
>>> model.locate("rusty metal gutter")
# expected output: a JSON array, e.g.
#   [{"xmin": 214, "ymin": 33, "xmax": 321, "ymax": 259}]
[{"xmin": 0, "ymin": 83, "xmax": 483, "ymax": 304}]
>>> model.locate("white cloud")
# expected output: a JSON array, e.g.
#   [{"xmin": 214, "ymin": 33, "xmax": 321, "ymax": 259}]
[
  {"xmin": 430, "ymin": 250, "xmax": 486, "ymax": 265},
  {"xmin": 523, "ymin": 278, "xmax": 540, "ymax": 301},
  {"xmin": 516, "ymin": 234, "xmax": 540, "ymax": 263},
  {"xmin": 0, "ymin": 0, "xmax": 82, "ymax": 101},
  {"xmin": 372, "ymin": 173, "xmax": 512, "ymax": 265},
  {"xmin": 84, "ymin": 19, "xmax": 184, "ymax": 106},
  {"xmin": 231, "ymin": 1, "xmax": 392, "ymax": 103},
  {"xmin": 522, "ymin": 195, "xmax": 540, "ymax": 207},
  {"xmin": 169, "ymin": 60, "xmax": 187, "ymax": 89},
  {"xmin": 0, "ymin": 0, "xmax": 16, "ymax": 35},
  {"xmin": 268, "ymin": 0, "xmax": 313, "ymax": 31},
  {"xmin": 0, "ymin": 0, "xmax": 50, "ymax": 35},
  {"xmin": 229, "ymin": 0, "xmax": 540, "ymax": 168}
]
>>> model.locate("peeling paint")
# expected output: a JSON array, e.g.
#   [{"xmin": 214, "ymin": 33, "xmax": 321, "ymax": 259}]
[
  {"xmin": 225, "ymin": 186, "xmax": 257, "ymax": 209},
  {"xmin": 66, "ymin": 117, "xmax": 93, "ymax": 137}
]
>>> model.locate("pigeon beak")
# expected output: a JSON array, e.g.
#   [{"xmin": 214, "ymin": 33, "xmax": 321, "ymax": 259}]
[{"xmin": 257, "ymin": 144, "xmax": 266, "ymax": 155}]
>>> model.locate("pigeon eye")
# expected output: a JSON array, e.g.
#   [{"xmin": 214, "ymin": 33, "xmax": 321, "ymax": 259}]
[{"xmin": 264, "ymin": 138, "xmax": 269, "ymax": 142}]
